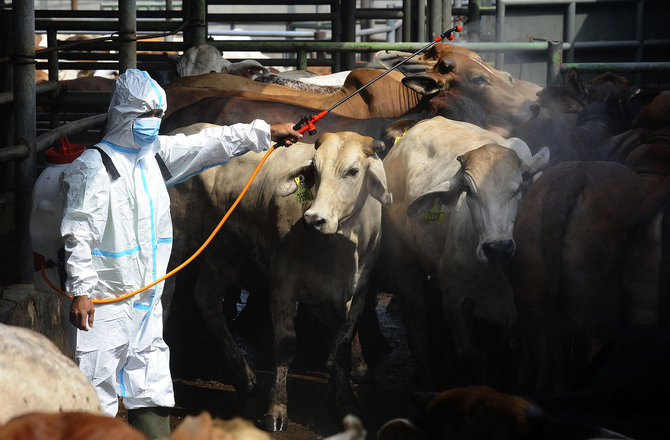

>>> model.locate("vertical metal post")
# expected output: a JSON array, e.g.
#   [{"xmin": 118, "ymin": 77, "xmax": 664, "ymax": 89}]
[
  {"xmin": 46, "ymin": 29, "xmax": 58, "ymax": 82},
  {"xmin": 332, "ymin": 0, "xmax": 342, "ymax": 71},
  {"xmin": 0, "ymin": 9, "xmax": 14, "ymax": 209},
  {"xmin": 165, "ymin": 0, "xmax": 174, "ymax": 42},
  {"xmin": 119, "ymin": 0, "xmax": 137, "ymax": 72},
  {"xmin": 546, "ymin": 41, "xmax": 563, "ymax": 87},
  {"xmin": 360, "ymin": 0, "xmax": 371, "ymax": 62},
  {"xmin": 429, "ymin": 0, "xmax": 442, "ymax": 40},
  {"xmin": 635, "ymin": 0, "xmax": 644, "ymax": 84},
  {"xmin": 467, "ymin": 0, "xmax": 481, "ymax": 42},
  {"xmin": 188, "ymin": 0, "xmax": 207, "ymax": 48},
  {"xmin": 402, "ymin": 0, "xmax": 412, "ymax": 42},
  {"xmin": 565, "ymin": 1, "xmax": 575, "ymax": 63},
  {"xmin": 297, "ymin": 50, "xmax": 307, "ymax": 70},
  {"xmin": 341, "ymin": 0, "xmax": 356, "ymax": 70},
  {"xmin": 442, "ymin": 0, "xmax": 452, "ymax": 32},
  {"xmin": 416, "ymin": 0, "xmax": 426, "ymax": 42},
  {"xmin": 46, "ymin": 29, "xmax": 60, "ymax": 130},
  {"xmin": 495, "ymin": 0, "xmax": 505, "ymax": 67},
  {"xmin": 13, "ymin": 0, "xmax": 37, "ymax": 282}
]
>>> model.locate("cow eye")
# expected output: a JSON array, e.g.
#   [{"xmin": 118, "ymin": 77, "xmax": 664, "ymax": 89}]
[
  {"xmin": 345, "ymin": 168, "xmax": 359, "ymax": 178},
  {"xmin": 472, "ymin": 76, "xmax": 488, "ymax": 86}
]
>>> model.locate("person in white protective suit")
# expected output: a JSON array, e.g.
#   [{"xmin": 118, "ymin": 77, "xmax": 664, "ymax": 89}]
[{"xmin": 60, "ymin": 69, "xmax": 301, "ymax": 439}]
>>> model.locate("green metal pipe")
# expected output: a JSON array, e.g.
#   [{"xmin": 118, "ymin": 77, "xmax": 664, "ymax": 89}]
[
  {"xmin": 561, "ymin": 62, "xmax": 670, "ymax": 73},
  {"xmin": 36, "ymin": 20, "xmax": 184, "ymax": 31},
  {"xmin": 205, "ymin": 41, "xmax": 564, "ymax": 53},
  {"xmin": 207, "ymin": 13, "xmax": 335, "ymax": 23}
]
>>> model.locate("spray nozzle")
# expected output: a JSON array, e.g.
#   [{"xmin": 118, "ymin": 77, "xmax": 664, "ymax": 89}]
[{"xmin": 435, "ymin": 25, "xmax": 462, "ymax": 42}]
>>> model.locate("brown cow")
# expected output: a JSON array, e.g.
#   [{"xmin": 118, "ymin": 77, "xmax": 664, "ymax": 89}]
[
  {"xmin": 511, "ymin": 161, "xmax": 647, "ymax": 393},
  {"xmin": 164, "ymin": 45, "xmax": 539, "ymax": 125},
  {"xmin": 159, "ymin": 93, "xmax": 488, "ymax": 151},
  {"xmin": 376, "ymin": 385, "xmax": 636, "ymax": 440},
  {"xmin": 0, "ymin": 411, "xmax": 270, "ymax": 440},
  {"xmin": 164, "ymin": 68, "xmax": 415, "ymax": 119},
  {"xmin": 375, "ymin": 43, "xmax": 542, "ymax": 131}
]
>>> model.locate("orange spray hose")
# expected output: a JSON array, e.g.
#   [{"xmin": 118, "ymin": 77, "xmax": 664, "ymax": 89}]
[{"xmin": 42, "ymin": 146, "xmax": 277, "ymax": 304}]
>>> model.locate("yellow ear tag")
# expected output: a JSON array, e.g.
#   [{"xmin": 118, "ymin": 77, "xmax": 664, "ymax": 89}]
[
  {"xmin": 423, "ymin": 197, "xmax": 444, "ymax": 223},
  {"xmin": 393, "ymin": 128, "xmax": 409, "ymax": 146},
  {"xmin": 294, "ymin": 176, "xmax": 314, "ymax": 204}
]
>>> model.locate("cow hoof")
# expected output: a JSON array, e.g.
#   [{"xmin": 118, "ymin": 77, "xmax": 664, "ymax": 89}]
[
  {"xmin": 262, "ymin": 413, "xmax": 287, "ymax": 432},
  {"xmin": 233, "ymin": 366, "xmax": 257, "ymax": 394}
]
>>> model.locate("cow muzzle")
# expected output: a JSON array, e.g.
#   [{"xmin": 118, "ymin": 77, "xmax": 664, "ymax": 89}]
[
  {"xmin": 304, "ymin": 209, "xmax": 338, "ymax": 234},
  {"xmin": 478, "ymin": 239, "xmax": 516, "ymax": 264}
]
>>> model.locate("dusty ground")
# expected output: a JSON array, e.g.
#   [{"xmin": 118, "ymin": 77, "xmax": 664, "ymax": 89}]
[{"xmin": 138, "ymin": 293, "xmax": 415, "ymax": 439}]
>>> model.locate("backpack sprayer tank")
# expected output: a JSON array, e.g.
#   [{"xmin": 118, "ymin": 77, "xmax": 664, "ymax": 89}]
[{"xmin": 30, "ymin": 137, "xmax": 86, "ymax": 293}]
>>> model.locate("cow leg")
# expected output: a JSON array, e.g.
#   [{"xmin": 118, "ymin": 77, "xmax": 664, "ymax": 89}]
[
  {"xmin": 356, "ymin": 284, "xmax": 391, "ymax": 369},
  {"xmin": 192, "ymin": 266, "xmax": 257, "ymax": 393},
  {"xmin": 440, "ymin": 284, "xmax": 484, "ymax": 384},
  {"xmin": 263, "ymin": 286, "xmax": 297, "ymax": 432}
]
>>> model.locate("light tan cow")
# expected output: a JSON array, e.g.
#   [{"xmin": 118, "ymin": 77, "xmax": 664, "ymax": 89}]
[
  {"xmin": 0, "ymin": 323, "xmax": 102, "ymax": 424},
  {"xmin": 166, "ymin": 132, "xmax": 391, "ymax": 432},
  {"xmin": 378, "ymin": 116, "xmax": 549, "ymax": 387}
]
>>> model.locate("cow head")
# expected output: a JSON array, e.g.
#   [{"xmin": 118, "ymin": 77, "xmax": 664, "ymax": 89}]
[
  {"xmin": 377, "ymin": 44, "xmax": 541, "ymax": 129},
  {"xmin": 223, "ymin": 59, "xmax": 270, "ymax": 79},
  {"xmin": 164, "ymin": 43, "xmax": 231, "ymax": 78},
  {"xmin": 277, "ymin": 132, "xmax": 392, "ymax": 235},
  {"xmin": 407, "ymin": 140, "xmax": 549, "ymax": 264}
]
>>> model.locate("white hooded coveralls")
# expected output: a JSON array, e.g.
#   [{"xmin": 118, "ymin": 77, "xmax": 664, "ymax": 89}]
[{"xmin": 60, "ymin": 69, "xmax": 272, "ymax": 416}]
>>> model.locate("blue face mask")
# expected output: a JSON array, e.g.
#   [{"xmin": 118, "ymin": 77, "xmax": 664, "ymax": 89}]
[{"xmin": 132, "ymin": 117, "xmax": 161, "ymax": 147}]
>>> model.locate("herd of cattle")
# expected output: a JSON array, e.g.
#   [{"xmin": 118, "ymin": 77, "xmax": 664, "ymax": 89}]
[{"xmin": 10, "ymin": 42, "xmax": 670, "ymax": 438}]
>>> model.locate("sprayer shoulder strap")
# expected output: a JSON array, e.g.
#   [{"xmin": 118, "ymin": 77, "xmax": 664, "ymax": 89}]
[
  {"xmin": 88, "ymin": 147, "xmax": 172, "ymax": 182},
  {"xmin": 89, "ymin": 146, "xmax": 121, "ymax": 180}
]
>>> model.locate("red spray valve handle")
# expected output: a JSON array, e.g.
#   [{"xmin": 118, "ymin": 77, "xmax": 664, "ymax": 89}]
[
  {"xmin": 295, "ymin": 110, "xmax": 328, "ymax": 134},
  {"xmin": 276, "ymin": 110, "xmax": 328, "ymax": 147}
]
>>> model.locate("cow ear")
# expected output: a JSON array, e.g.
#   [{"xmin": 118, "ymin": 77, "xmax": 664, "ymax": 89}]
[
  {"xmin": 437, "ymin": 57, "xmax": 456, "ymax": 74},
  {"xmin": 163, "ymin": 52, "xmax": 181, "ymax": 77},
  {"xmin": 375, "ymin": 50, "xmax": 431, "ymax": 76},
  {"xmin": 402, "ymin": 76, "xmax": 443, "ymax": 95},
  {"xmin": 407, "ymin": 176, "xmax": 462, "ymax": 218},
  {"xmin": 277, "ymin": 162, "xmax": 314, "ymax": 196},
  {"xmin": 367, "ymin": 158, "xmax": 393, "ymax": 206},
  {"xmin": 526, "ymin": 146, "xmax": 551, "ymax": 176},
  {"xmin": 566, "ymin": 68, "xmax": 587, "ymax": 101},
  {"xmin": 377, "ymin": 418, "xmax": 421, "ymax": 440}
]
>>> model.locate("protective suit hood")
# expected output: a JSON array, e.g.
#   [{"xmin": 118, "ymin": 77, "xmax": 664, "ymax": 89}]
[{"xmin": 103, "ymin": 69, "xmax": 167, "ymax": 160}]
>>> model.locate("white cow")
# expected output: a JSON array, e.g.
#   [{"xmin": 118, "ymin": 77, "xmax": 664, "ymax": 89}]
[
  {"xmin": 0, "ymin": 323, "xmax": 102, "ymax": 424},
  {"xmin": 166, "ymin": 131, "xmax": 392, "ymax": 432},
  {"xmin": 378, "ymin": 116, "xmax": 549, "ymax": 387},
  {"xmin": 164, "ymin": 43, "xmax": 270, "ymax": 79}
]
